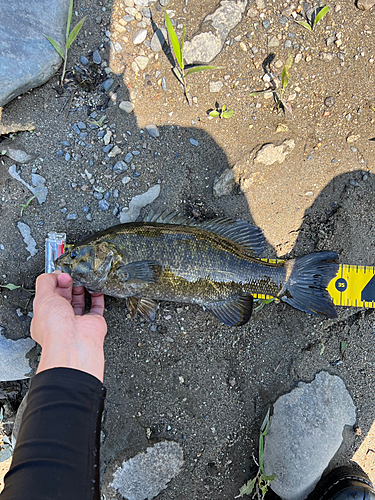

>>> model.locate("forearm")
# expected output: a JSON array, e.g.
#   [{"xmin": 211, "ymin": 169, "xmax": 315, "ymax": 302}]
[{"xmin": 2, "ymin": 368, "xmax": 106, "ymax": 500}]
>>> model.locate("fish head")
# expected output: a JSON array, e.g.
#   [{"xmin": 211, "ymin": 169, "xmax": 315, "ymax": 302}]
[{"xmin": 55, "ymin": 241, "xmax": 116, "ymax": 291}]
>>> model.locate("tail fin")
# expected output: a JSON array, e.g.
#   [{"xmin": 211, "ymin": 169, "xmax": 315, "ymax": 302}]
[{"xmin": 281, "ymin": 251, "xmax": 338, "ymax": 318}]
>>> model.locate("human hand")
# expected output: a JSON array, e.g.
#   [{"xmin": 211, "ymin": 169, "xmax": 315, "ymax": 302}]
[{"xmin": 31, "ymin": 271, "xmax": 107, "ymax": 382}]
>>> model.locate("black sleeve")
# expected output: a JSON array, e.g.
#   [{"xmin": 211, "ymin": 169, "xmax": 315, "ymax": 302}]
[{"xmin": 1, "ymin": 367, "xmax": 106, "ymax": 500}]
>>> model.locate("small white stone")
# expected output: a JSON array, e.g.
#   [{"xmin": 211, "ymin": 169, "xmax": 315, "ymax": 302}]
[
  {"xmin": 133, "ymin": 29, "xmax": 147, "ymax": 45},
  {"xmin": 135, "ymin": 55, "xmax": 149, "ymax": 70},
  {"xmin": 119, "ymin": 101, "xmax": 135, "ymax": 113}
]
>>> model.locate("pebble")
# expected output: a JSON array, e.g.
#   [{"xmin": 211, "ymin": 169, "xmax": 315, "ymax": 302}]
[
  {"xmin": 122, "ymin": 176, "xmax": 131, "ymax": 184},
  {"xmin": 93, "ymin": 50, "xmax": 101, "ymax": 64},
  {"xmin": 113, "ymin": 161, "xmax": 127, "ymax": 174},
  {"xmin": 103, "ymin": 144, "xmax": 114, "ymax": 154},
  {"xmin": 56, "ymin": 149, "xmax": 64, "ymax": 156},
  {"xmin": 161, "ymin": 76, "xmax": 167, "ymax": 92},
  {"xmin": 145, "ymin": 124, "xmax": 159, "ymax": 138},
  {"xmin": 77, "ymin": 121, "xmax": 86, "ymax": 130},
  {"xmin": 209, "ymin": 81, "xmax": 223, "ymax": 93},
  {"xmin": 268, "ymin": 36, "xmax": 279, "ymax": 48},
  {"xmin": 135, "ymin": 55, "xmax": 149, "ymax": 70},
  {"xmin": 294, "ymin": 53, "xmax": 302, "ymax": 64},
  {"xmin": 0, "ymin": 244, "xmax": 4, "ymax": 251},
  {"xmin": 82, "ymin": 206, "xmax": 89, "ymax": 213},
  {"xmin": 103, "ymin": 130, "xmax": 112, "ymax": 145},
  {"xmin": 125, "ymin": 152, "xmax": 133, "ymax": 163},
  {"xmin": 284, "ymin": 40, "xmax": 292, "ymax": 49},
  {"xmin": 102, "ymin": 78, "xmax": 114, "ymax": 91},
  {"xmin": 123, "ymin": 15, "xmax": 135, "ymax": 22},
  {"xmin": 86, "ymin": 213, "xmax": 92, "ymax": 221},
  {"xmin": 80, "ymin": 55, "xmax": 89, "ymax": 66},
  {"xmin": 320, "ymin": 52, "xmax": 334, "ymax": 62},
  {"xmin": 99, "ymin": 200, "xmax": 110, "ymax": 210},
  {"xmin": 262, "ymin": 19, "xmax": 270, "ymax": 29},
  {"xmin": 108, "ymin": 145, "xmax": 122, "ymax": 157},
  {"xmin": 350, "ymin": 146, "xmax": 358, "ymax": 153},
  {"xmin": 72, "ymin": 124, "xmax": 80, "ymax": 134},
  {"xmin": 190, "ymin": 138, "xmax": 199, "ymax": 147},
  {"xmin": 113, "ymin": 189, "xmax": 119, "ymax": 198},
  {"xmin": 133, "ymin": 29, "xmax": 148, "ymax": 45},
  {"xmin": 65, "ymin": 153, "xmax": 71, "ymax": 161},
  {"xmin": 66, "ymin": 213, "xmax": 78, "ymax": 220},
  {"xmin": 119, "ymin": 101, "xmax": 135, "ymax": 113},
  {"xmin": 324, "ymin": 96, "xmax": 335, "ymax": 107},
  {"xmin": 151, "ymin": 28, "xmax": 167, "ymax": 52},
  {"xmin": 93, "ymin": 191, "xmax": 103, "ymax": 200}
]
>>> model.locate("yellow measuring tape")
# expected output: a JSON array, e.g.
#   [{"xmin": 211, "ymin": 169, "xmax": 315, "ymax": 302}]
[{"xmin": 253, "ymin": 260, "xmax": 375, "ymax": 308}]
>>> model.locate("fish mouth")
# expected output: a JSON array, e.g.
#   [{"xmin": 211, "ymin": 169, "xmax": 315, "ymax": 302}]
[{"xmin": 60, "ymin": 265, "xmax": 72, "ymax": 276}]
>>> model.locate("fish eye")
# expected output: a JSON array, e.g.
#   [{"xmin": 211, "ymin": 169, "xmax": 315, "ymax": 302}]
[{"xmin": 71, "ymin": 249, "xmax": 78, "ymax": 259}]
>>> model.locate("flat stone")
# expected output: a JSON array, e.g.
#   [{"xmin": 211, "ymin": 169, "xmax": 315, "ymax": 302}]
[
  {"xmin": 145, "ymin": 124, "xmax": 159, "ymax": 138},
  {"xmin": 108, "ymin": 145, "xmax": 122, "ymax": 158},
  {"xmin": 184, "ymin": 0, "xmax": 247, "ymax": 64},
  {"xmin": 17, "ymin": 222, "xmax": 38, "ymax": 260},
  {"xmin": 102, "ymin": 78, "xmax": 114, "ymax": 91},
  {"xmin": 356, "ymin": 0, "xmax": 375, "ymax": 10},
  {"xmin": 0, "ymin": 333, "xmax": 35, "ymax": 381},
  {"xmin": 133, "ymin": 28, "xmax": 148, "ymax": 45},
  {"xmin": 109, "ymin": 441, "xmax": 183, "ymax": 500},
  {"xmin": 113, "ymin": 161, "xmax": 127, "ymax": 173},
  {"xmin": 119, "ymin": 101, "xmax": 135, "ymax": 113},
  {"xmin": 213, "ymin": 168, "xmax": 235, "ymax": 197},
  {"xmin": 0, "ymin": 0, "xmax": 70, "ymax": 106},
  {"xmin": 263, "ymin": 371, "xmax": 356, "ymax": 500},
  {"xmin": 120, "ymin": 184, "xmax": 161, "ymax": 223},
  {"xmin": 4, "ymin": 148, "xmax": 36, "ymax": 164},
  {"xmin": 209, "ymin": 81, "xmax": 223, "ymax": 92},
  {"xmin": 93, "ymin": 50, "xmax": 102, "ymax": 64},
  {"xmin": 254, "ymin": 139, "xmax": 295, "ymax": 166},
  {"xmin": 150, "ymin": 28, "xmax": 167, "ymax": 52},
  {"xmin": 135, "ymin": 55, "xmax": 149, "ymax": 70},
  {"xmin": 268, "ymin": 36, "xmax": 280, "ymax": 48}
]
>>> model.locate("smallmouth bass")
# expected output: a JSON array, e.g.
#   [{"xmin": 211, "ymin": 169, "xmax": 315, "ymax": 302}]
[{"xmin": 56, "ymin": 211, "xmax": 338, "ymax": 326}]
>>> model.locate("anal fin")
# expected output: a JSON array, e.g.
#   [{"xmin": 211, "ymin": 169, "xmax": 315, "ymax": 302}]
[
  {"xmin": 205, "ymin": 293, "xmax": 253, "ymax": 327},
  {"xmin": 126, "ymin": 297, "xmax": 158, "ymax": 322}
]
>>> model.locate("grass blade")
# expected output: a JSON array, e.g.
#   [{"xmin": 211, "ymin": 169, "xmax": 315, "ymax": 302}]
[
  {"xmin": 66, "ymin": 0, "xmax": 73, "ymax": 41},
  {"xmin": 296, "ymin": 20, "xmax": 312, "ymax": 31},
  {"xmin": 314, "ymin": 5, "xmax": 330, "ymax": 27},
  {"xmin": 44, "ymin": 35, "xmax": 65, "ymax": 59},
  {"xmin": 165, "ymin": 9, "xmax": 183, "ymax": 69},
  {"xmin": 259, "ymin": 433, "xmax": 265, "ymax": 474},
  {"xmin": 66, "ymin": 16, "xmax": 86, "ymax": 50},
  {"xmin": 0, "ymin": 283, "xmax": 21, "ymax": 290},
  {"xmin": 184, "ymin": 65, "xmax": 216, "ymax": 76}
]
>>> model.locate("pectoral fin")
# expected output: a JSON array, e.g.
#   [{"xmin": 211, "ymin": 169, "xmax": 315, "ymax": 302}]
[
  {"xmin": 115, "ymin": 261, "xmax": 163, "ymax": 284},
  {"xmin": 126, "ymin": 297, "xmax": 158, "ymax": 322},
  {"xmin": 205, "ymin": 293, "xmax": 253, "ymax": 326}
]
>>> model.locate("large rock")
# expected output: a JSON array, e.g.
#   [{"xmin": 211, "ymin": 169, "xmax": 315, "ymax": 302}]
[
  {"xmin": 0, "ymin": 0, "xmax": 70, "ymax": 107},
  {"xmin": 108, "ymin": 441, "xmax": 184, "ymax": 500},
  {"xmin": 0, "ymin": 332, "xmax": 35, "ymax": 381},
  {"xmin": 184, "ymin": 0, "xmax": 248, "ymax": 64},
  {"xmin": 263, "ymin": 371, "xmax": 356, "ymax": 500}
]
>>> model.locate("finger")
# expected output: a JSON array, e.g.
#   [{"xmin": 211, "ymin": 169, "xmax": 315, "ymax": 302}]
[
  {"xmin": 35, "ymin": 273, "xmax": 59, "ymax": 302},
  {"xmin": 88, "ymin": 293, "xmax": 105, "ymax": 317},
  {"xmin": 56, "ymin": 273, "xmax": 73, "ymax": 303},
  {"xmin": 71, "ymin": 286, "xmax": 85, "ymax": 316}
]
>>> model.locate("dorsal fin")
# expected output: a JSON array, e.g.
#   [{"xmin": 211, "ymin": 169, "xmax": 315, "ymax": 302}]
[
  {"xmin": 197, "ymin": 218, "xmax": 265, "ymax": 256},
  {"xmin": 143, "ymin": 210, "xmax": 265, "ymax": 257}
]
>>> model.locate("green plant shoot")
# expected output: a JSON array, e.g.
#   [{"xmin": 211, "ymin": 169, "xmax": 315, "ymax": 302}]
[
  {"xmin": 236, "ymin": 408, "xmax": 276, "ymax": 499},
  {"xmin": 209, "ymin": 104, "xmax": 234, "ymax": 119},
  {"xmin": 297, "ymin": 5, "xmax": 330, "ymax": 31},
  {"xmin": 20, "ymin": 194, "xmax": 37, "ymax": 216},
  {"xmin": 165, "ymin": 8, "xmax": 216, "ymax": 105},
  {"xmin": 44, "ymin": 0, "xmax": 86, "ymax": 85}
]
